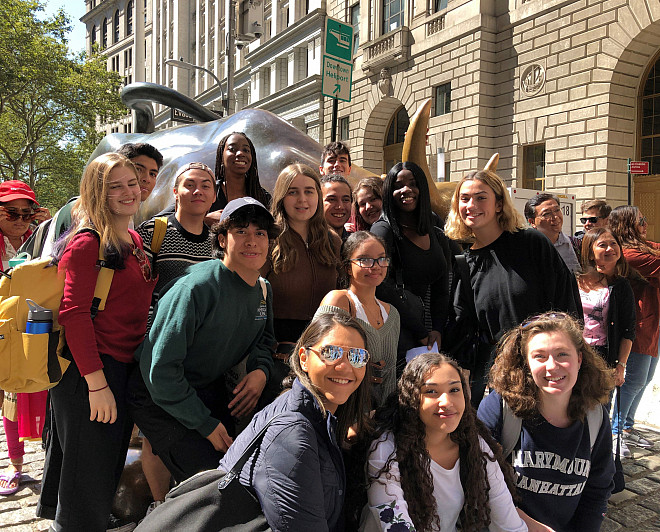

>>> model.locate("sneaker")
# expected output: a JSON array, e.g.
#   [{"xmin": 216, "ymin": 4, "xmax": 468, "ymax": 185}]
[
  {"xmin": 612, "ymin": 434, "xmax": 632, "ymax": 458},
  {"xmin": 623, "ymin": 428, "xmax": 654, "ymax": 449}
]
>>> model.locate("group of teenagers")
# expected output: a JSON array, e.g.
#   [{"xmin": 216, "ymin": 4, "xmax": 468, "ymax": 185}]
[{"xmin": 0, "ymin": 132, "xmax": 657, "ymax": 532}]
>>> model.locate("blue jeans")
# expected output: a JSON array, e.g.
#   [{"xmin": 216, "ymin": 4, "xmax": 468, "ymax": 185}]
[{"xmin": 612, "ymin": 350, "xmax": 659, "ymax": 434}]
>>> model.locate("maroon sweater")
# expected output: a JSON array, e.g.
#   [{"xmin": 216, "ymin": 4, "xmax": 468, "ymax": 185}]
[{"xmin": 58, "ymin": 230, "xmax": 156, "ymax": 376}]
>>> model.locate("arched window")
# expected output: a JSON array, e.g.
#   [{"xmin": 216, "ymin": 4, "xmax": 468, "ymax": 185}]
[
  {"xmin": 91, "ymin": 25, "xmax": 97, "ymax": 46},
  {"xmin": 641, "ymin": 54, "xmax": 660, "ymax": 175},
  {"xmin": 383, "ymin": 106, "xmax": 409, "ymax": 172},
  {"xmin": 126, "ymin": 0, "xmax": 134, "ymax": 35},
  {"xmin": 102, "ymin": 18, "xmax": 108, "ymax": 48},
  {"xmin": 114, "ymin": 10, "xmax": 120, "ymax": 42}
]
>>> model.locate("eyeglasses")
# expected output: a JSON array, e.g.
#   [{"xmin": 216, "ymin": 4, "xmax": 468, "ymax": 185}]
[
  {"xmin": 580, "ymin": 216, "xmax": 602, "ymax": 224},
  {"xmin": 537, "ymin": 207, "xmax": 561, "ymax": 221},
  {"xmin": 349, "ymin": 257, "xmax": 391, "ymax": 268},
  {"xmin": 132, "ymin": 246, "xmax": 156, "ymax": 282},
  {"xmin": 520, "ymin": 312, "xmax": 572, "ymax": 330},
  {"xmin": 3, "ymin": 208, "xmax": 35, "ymax": 222},
  {"xmin": 306, "ymin": 345, "xmax": 370, "ymax": 369},
  {"xmin": 638, "ymin": 216, "xmax": 648, "ymax": 226}
]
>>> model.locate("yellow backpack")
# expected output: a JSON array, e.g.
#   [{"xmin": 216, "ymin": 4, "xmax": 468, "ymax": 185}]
[{"xmin": 0, "ymin": 231, "xmax": 114, "ymax": 393}]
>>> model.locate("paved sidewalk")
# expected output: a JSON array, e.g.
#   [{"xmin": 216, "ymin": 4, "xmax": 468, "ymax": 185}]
[{"xmin": 0, "ymin": 425, "xmax": 659, "ymax": 530}]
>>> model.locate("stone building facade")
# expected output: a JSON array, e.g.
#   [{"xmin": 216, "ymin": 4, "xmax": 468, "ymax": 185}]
[{"xmin": 330, "ymin": 0, "xmax": 660, "ymax": 237}]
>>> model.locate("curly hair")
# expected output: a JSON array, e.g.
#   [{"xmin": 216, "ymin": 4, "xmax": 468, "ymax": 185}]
[
  {"xmin": 444, "ymin": 170, "xmax": 526, "ymax": 241},
  {"xmin": 368, "ymin": 353, "xmax": 518, "ymax": 532},
  {"xmin": 214, "ymin": 132, "xmax": 270, "ymax": 207},
  {"xmin": 489, "ymin": 312, "xmax": 614, "ymax": 421},
  {"xmin": 270, "ymin": 163, "xmax": 338, "ymax": 274}
]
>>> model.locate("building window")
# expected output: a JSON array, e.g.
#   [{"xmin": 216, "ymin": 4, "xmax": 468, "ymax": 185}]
[
  {"xmin": 383, "ymin": 106, "xmax": 409, "ymax": 172},
  {"xmin": 91, "ymin": 25, "xmax": 97, "ymax": 46},
  {"xmin": 350, "ymin": 3, "xmax": 359, "ymax": 52},
  {"xmin": 102, "ymin": 18, "xmax": 108, "ymax": 48},
  {"xmin": 434, "ymin": 83, "xmax": 451, "ymax": 116},
  {"xmin": 114, "ymin": 10, "xmax": 120, "ymax": 42},
  {"xmin": 434, "ymin": 0, "xmax": 447, "ymax": 11},
  {"xmin": 339, "ymin": 117, "xmax": 349, "ymax": 140},
  {"xmin": 382, "ymin": 0, "xmax": 402, "ymax": 34},
  {"xmin": 127, "ymin": 0, "xmax": 134, "ymax": 35},
  {"xmin": 144, "ymin": 0, "xmax": 148, "ymax": 24},
  {"xmin": 523, "ymin": 144, "xmax": 546, "ymax": 190},
  {"xmin": 640, "ymin": 55, "xmax": 660, "ymax": 175}
]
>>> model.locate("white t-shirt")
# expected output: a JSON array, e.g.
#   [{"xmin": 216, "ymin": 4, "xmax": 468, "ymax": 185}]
[{"xmin": 363, "ymin": 432, "xmax": 527, "ymax": 532}]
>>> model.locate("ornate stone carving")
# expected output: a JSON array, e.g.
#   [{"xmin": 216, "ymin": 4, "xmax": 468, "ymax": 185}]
[
  {"xmin": 378, "ymin": 68, "xmax": 392, "ymax": 98},
  {"xmin": 521, "ymin": 64, "xmax": 545, "ymax": 95}
]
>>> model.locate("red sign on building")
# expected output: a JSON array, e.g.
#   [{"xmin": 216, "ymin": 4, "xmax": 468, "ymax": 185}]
[{"xmin": 629, "ymin": 161, "xmax": 650, "ymax": 174}]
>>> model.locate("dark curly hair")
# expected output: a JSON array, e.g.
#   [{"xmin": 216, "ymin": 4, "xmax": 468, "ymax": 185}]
[
  {"xmin": 367, "ymin": 353, "xmax": 517, "ymax": 532},
  {"xmin": 489, "ymin": 312, "xmax": 614, "ymax": 421}
]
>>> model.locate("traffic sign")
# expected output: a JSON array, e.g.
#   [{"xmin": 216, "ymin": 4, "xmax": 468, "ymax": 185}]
[
  {"xmin": 629, "ymin": 161, "xmax": 649, "ymax": 174},
  {"xmin": 322, "ymin": 55, "xmax": 353, "ymax": 102},
  {"xmin": 325, "ymin": 17, "xmax": 353, "ymax": 62}
]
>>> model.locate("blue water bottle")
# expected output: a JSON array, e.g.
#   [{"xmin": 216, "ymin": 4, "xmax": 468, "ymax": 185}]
[{"xmin": 25, "ymin": 299, "xmax": 53, "ymax": 334}]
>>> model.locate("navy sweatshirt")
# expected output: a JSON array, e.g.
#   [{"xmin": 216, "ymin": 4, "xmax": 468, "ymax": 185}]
[{"xmin": 478, "ymin": 391, "xmax": 614, "ymax": 531}]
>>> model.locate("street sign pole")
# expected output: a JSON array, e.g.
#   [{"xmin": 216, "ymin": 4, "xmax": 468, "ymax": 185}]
[
  {"xmin": 331, "ymin": 97, "xmax": 338, "ymax": 142},
  {"xmin": 628, "ymin": 158, "xmax": 632, "ymax": 205}
]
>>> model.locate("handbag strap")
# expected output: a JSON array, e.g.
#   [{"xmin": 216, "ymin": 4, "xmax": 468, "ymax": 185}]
[
  {"xmin": 218, "ymin": 413, "xmax": 284, "ymax": 489},
  {"xmin": 615, "ymin": 386, "xmax": 622, "ymax": 459},
  {"xmin": 455, "ymin": 254, "xmax": 476, "ymax": 317}
]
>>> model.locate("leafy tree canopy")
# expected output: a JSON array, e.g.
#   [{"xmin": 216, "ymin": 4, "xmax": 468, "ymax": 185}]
[{"xmin": 0, "ymin": 0, "xmax": 125, "ymax": 211}]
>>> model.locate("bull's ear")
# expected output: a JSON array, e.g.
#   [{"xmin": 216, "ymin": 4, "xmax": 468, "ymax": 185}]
[{"xmin": 484, "ymin": 153, "xmax": 499, "ymax": 172}]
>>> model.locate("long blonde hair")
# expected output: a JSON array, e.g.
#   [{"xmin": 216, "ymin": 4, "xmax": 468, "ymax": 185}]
[
  {"xmin": 66, "ymin": 152, "xmax": 138, "ymax": 258},
  {"xmin": 270, "ymin": 163, "xmax": 337, "ymax": 274},
  {"xmin": 444, "ymin": 170, "xmax": 526, "ymax": 241}
]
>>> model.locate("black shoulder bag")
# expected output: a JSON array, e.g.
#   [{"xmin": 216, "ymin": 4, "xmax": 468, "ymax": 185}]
[{"xmin": 135, "ymin": 415, "xmax": 283, "ymax": 532}]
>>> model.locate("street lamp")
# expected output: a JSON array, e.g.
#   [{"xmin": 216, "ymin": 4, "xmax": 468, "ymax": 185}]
[{"xmin": 164, "ymin": 58, "xmax": 229, "ymax": 116}]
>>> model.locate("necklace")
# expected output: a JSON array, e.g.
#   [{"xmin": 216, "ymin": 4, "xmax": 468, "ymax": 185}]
[{"xmin": 354, "ymin": 292, "xmax": 383, "ymax": 326}]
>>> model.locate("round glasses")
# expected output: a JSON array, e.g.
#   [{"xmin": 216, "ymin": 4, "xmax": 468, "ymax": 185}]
[{"xmin": 306, "ymin": 344, "xmax": 370, "ymax": 369}]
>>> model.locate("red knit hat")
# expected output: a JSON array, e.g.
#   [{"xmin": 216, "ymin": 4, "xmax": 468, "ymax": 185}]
[{"xmin": 0, "ymin": 181, "xmax": 39, "ymax": 206}]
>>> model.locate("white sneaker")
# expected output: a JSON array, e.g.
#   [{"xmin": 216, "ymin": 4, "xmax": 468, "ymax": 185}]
[
  {"xmin": 613, "ymin": 434, "xmax": 632, "ymax": 458},
  {"xmin": 623, "ymin": 429, "xmax": 654, "ymax": 449}
]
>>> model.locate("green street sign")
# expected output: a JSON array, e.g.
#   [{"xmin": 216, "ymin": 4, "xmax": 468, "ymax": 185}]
[
  {"xmin": 325, "ymin": 17, "xmax": 353, "ymax": 62},
  {"xmin": 322, "ymin": 55, "xmax": 353, "ymax": 102}
]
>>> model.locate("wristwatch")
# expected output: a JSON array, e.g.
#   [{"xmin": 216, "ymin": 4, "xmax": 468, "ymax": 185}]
[{"xmin": 616, "ymin": 361, "xmax": 626, "ymax": 369}]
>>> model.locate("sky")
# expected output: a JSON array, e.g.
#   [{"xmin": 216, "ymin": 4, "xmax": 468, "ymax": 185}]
[{"xmin": 42, "ymin": 0, "xmax": 87, "ymax": 54}]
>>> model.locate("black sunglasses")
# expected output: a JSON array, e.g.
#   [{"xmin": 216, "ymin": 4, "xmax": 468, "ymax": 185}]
[
  {"xmin": 3, "ymin": 208, "xmax": 35, "ymax": 222},
  {"xmin": 580, "ymin": 216, "xmax": 601, "ymax": 224}
]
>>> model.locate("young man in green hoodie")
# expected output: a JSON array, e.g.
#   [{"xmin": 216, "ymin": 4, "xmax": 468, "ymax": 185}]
[{"xmin": 129, "ymin": 197, "xmax": 277, "ymax": 481}]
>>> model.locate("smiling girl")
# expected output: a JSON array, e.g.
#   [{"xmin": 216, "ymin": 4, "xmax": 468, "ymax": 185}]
[
  {"xmin": 316, "ymin": 231, "xmax": 400, "ymax": 404},
  {"xmin": 260, "ymin": 164, "xmax": 341, "ymax": 403},
  {"xmin": 577, "ymin": 228, "xmax": 636, "ymax": 396},
  {"xmin": 371, "ymin": 162, "xmax": 452, "ymax": 373},
  {"xmin": 444, "ymin": 169, "xmax": 582, "ymax": 406},
  {"xmin": 478, "ymin": 313, "xmax": 615, "ymax": 532},
  {"xmin": 37, "ymin": 153, "xmax": 157, "ymax": 531},
  {"xmin": 362, "ymin": 353, "xmax": 525, "ymax": 532},
  {"xmin": 216, "ymin": 312, "xmax": 372, "ymax": 530}
]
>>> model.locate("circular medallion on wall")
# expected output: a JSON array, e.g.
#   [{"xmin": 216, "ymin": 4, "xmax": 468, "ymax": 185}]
[{"xmin": 521, "ymin": 64, "xmax": 546, "ymax": 95}]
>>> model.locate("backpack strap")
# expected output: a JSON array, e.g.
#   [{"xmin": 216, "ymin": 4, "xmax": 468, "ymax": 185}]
[
  {"xmin": 500, "ymin": 397, "xmax": 523, "ymax": 459},
  {"xmin": 89, "ymin": 230, "xmax": 115, "ymax": 319},
  {"xmin": 586, "ymin": 404, "xmax": 603, "ymax": 451},
  {"xmin": 151, "ymin": 216, "xmax": 168, "ymax": 255}
]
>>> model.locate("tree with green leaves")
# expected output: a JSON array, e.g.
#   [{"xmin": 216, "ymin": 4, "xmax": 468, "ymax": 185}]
[{"xmin": 0, "ymin": 0, "xmax": 125, "ymax": 210}]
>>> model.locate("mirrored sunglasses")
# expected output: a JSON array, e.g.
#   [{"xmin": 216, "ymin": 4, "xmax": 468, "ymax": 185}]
[{"xmin": 306, "ymin": 344, "xmax": 370, "ymax": 369}]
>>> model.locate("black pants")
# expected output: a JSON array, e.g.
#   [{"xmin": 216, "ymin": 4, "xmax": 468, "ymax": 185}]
[
  {"xmin": 37, "ymin": 355, "xmax": 134, "ymax": 532},
  {"xmin": 127, "ymin": 367, "xmax": 235, "ymax": 483}
]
